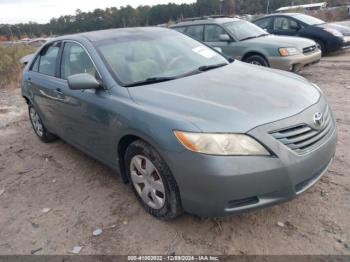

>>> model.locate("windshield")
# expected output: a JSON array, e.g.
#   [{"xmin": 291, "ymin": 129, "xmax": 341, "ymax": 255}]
[
  {"xmin": 95, "ymin": 30, "xmax": 228, "ymax": 86},
  {"xmin": 293, "ymin": 14, "xmax": 325, "ymax": 25},
  {"xmin": 224, "ymin": 21, "xmax": 268, "ymax": 41}
]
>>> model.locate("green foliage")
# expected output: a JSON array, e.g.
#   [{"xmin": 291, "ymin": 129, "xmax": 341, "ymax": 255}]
[{"xmin": 0, "ymin": 44, "xmax": 35, "ymax": 89}]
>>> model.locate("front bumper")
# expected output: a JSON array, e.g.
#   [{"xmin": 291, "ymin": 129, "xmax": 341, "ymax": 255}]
[
  {"xmin": 341, "ymin": 36, "xmax": 350, "ymax": 50},
  {"xmin": 268, "ymin": 50, "xmax": 321, "ymax": 72},
  {"xmin": 165, "ymin": 98, "xmax": 337, "ymax": 217}
]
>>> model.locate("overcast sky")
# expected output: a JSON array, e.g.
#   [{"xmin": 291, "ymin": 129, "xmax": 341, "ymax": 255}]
[{"xmin": 0, "ymin": 0, "xmax": 196, "ymax": 24}]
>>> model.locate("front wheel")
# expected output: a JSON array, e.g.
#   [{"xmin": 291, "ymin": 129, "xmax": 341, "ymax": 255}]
[
  {"xmin": 125, "ymin": 140, "xmax": 182, "ymax": 220},
  {"xmin": 244, "ymin": 55, "xmax": 269, "ymax": 67},
  {"xmin": 28, "ymin": 105, "xmax": 57, "ymax": 143},
  {"xmin": 315, "ymin": 39, "xmax": 326, "ymax": 55}
]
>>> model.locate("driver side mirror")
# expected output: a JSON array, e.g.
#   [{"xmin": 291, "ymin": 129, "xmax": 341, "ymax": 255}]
[
  {"xmin": 219, "ymin": 34, "xmax": 231, "ymax": 42},
  {"xmin": 67, "ymin": 73, "xmax": 101, "ymax": 90}
]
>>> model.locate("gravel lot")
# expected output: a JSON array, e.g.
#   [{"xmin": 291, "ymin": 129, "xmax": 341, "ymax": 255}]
[{"xmin": 0, "ymin": 50, "xmax": 349, "ymax": 255}]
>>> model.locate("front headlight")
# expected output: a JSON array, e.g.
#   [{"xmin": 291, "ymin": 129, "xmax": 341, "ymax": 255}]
[
  {"xmin": 279, "ymin": 47, "xmax": 300, "ymax": 56},
  {"xmin": 174, "ymin": 131, "xmax": 270, "ymax": 156},
  {"xmin": 323, "ymin": 28, "xmax": 343, "ymax": 38}
]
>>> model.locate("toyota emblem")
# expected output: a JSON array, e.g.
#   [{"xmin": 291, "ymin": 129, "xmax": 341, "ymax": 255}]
[{"xmin": 313, "ymin": 112, "xmax": 324, "ymax": 127}]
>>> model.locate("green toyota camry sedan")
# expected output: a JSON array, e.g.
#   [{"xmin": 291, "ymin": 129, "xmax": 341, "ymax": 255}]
[
  {"xmin": 22, "ymin": 27, "xmax": 336, "ymax": 219},
  {"xmin": 170, "ymin": 17, "xmax": 321, "ymax": 72}
]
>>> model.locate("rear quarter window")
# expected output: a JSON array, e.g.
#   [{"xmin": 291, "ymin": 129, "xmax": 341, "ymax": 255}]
[
  {"xmin": 185, "ymin": 25, "xmax": 204, "ymax": 41},
  {"xmin": 31, "ymin": 42, "xmax": 61, "ymax": 77},
  {"xmin": 173, "ymin": 27, "xmax": 186, "ymax": 33}
]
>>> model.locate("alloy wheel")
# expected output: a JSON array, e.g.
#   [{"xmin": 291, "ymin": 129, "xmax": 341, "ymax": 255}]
[
  {"xmin": 29, "ymin": 107, "xmax": 44, "ymax": 137},
  {"xmin": 130, "ymin": 155, "xmax": 166, "ymax": 209}
]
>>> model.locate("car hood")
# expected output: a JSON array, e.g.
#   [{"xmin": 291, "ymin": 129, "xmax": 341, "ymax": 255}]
[
  {"xmin": 128, "ymin": 61, "xmax": 321, "ymax": 133},
  {"xmin": 244, "ymin": 34, "xmax": 316, "ymax": 48},
  {"xmin": 316, "ymin": 23, "xmax": 350, "ymax": 36}
]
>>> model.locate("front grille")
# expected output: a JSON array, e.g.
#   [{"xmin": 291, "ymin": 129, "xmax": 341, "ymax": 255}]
[
  {"xmin": 270, "ymin": 106, "xmax": 334, "ymax": 154},
  {"xmin": 303, "ymin": 45, "xmax": 317, "ymax": 54}
]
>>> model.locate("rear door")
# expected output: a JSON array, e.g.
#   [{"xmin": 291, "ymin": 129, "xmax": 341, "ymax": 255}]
[
  {"xmin": 26, "ymin": 41, "xmax": 63, "ymax": 134},
  {"xmin": 254, "ymin": 17, "xmax": 274, "ymax": 33},
  {"xmin": 184, "ymin": 25, "xmax": 204, "ymax": 42},
  {"xmin": 272, "ymin": 16, "xmax": 301, "ymax": 36}
]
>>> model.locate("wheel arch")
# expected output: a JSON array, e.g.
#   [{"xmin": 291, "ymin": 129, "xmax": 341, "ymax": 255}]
[
  {"xmin": 242, "ymin": 51, "xmax": 270, "ymax": 66},
  {"xmin": 117, "ymin": 132, "xmax": 167, "ymax": 184},
  {"xmin": 22, "ymin": 95, "xmax": 31, "ymax": 105}
]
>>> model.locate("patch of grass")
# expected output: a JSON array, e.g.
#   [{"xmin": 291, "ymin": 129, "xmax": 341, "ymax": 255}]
[{"xmin": 0, "ymin": 44, "xmax": 35, "ymax": 89}]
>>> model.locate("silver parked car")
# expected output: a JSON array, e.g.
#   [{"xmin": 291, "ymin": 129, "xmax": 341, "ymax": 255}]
[
  {"xmin": 22, "ymin": 27, "xmax": 336, "ymax": 219},
  {"xmin": 171, "ymin": 17, "xmax": 321, "ymax": 72}
]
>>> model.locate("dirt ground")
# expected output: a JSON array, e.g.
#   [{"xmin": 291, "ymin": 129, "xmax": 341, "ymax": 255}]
[{"xmin": 0, "ymin": 50, "xmax": 349, "ymax": 256}]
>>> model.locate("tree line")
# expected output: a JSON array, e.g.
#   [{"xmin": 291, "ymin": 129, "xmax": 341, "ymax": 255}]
[{"xmin": 0, "ymin": 0, "xmax": 346, "ymax": 40}]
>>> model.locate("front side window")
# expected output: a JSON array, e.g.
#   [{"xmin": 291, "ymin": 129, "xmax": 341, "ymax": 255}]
[
  {"xmin": 185, "ymin": 25, "xmax": 204, "ymax": 41},
  {"xmin": 61, "ymin": 42, "xmax": 96, "ymax": 80},
  {"xmin": 33, "ymin": 42, "xmax": 61, "ymax": 77},
  {"xmin": 204, "ymin": 25, "xmax": 227, "ymax": 42},
  {"xmin": 274, "ymin": 17, "xmax": 299, "ymax": 30},
  {"xmin": 95, "ymin": 30, "xmax": 228, "ymax": 86}
]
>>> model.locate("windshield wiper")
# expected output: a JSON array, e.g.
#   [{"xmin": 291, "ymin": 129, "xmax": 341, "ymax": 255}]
[
  {"xmin": 257, "ymin": 33, "xmax": 269, "ymax": 38},
  {"xmin": 198, "ymin": 62, "xmax": 228, "ymax": 72},
  {"xmin": 239, "ymin": 36, "xmax": 258, "ymax": 41},
  {"xmin": 124, "ymin": 63, "xmax": 228, "ymax": 87},
  {"xmin": 240, "ymin": 34, "xmax": 269, "ymax": 41},
  {"xmin": 124, "ymin": 76, "xmax": 176, "ymax": 87}
]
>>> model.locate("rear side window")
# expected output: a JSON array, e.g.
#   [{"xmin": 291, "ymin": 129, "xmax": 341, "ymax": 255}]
[
  {"xmin": 35, "ymin": 43, "xmax": 61, "ymax": 77},
  {"xmin": 204, "ymin": 25, "xmax": 227, "ymax": 42},
  {"xmin": 255, "ymin": 18, "xmax": 272, "ymax": 29},
  {"xmin": 173, "ymin": 27, "xmax": 186, "ymax": 33},
  {"xmin": 185, "ymin": 25, "xmax": 204, "ymax": 41},
  {"xmin": 60, "ymin": 42, "xmax": 96, "ymax": 80}
]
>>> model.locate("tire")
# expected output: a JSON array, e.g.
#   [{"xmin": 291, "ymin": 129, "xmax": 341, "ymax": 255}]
[
  {"xmin": 125, "ymin": 140, "xmax": 182, "ymax": 220},
  {"xmin": 315, "ymin": 39, "xmax": 326, "ymax": 55},
  {"xmin": 28, "ymin": 105, "xmax": 57, "ymax": 143},
  {"xmin": 244, "ymin": 55, "xmax": 269, "ymax": 67}
]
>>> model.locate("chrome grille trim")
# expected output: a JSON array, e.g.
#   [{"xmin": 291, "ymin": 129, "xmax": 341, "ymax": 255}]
[
  {"xmin": 270, "ymin": 106, "xmax": 334, "ymax": 154},
  {"xmin": 303, "ymin": 45, "xmax": 317, "ymax": 54}
]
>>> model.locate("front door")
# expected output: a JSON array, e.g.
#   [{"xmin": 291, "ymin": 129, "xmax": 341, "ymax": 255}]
[
  {"xmin": 272, "ymin": 17, "xmax": 301, "ymax": 36},
  {"xmin": 54, "ymin": 41, "xmax": 114, "ymax": 161},
  {"xmin": 203, "ymin": 24, "xmax": 237, "ymax": 59}
]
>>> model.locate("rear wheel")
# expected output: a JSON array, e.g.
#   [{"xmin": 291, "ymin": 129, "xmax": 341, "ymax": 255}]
[
  {"xmin": 28, "ymin": 105, "xmax": 57, "ymax": 143},
  {"xmin": 244, "ymin": 55, "xmax": 269, "ymax": 67},
  {"xmin": 125, "ymin": 140, "xmax": 182, "ymax": 220}
]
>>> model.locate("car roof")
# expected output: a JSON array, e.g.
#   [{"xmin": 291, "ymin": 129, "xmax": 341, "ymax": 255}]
[
  {"xmin": 253, "ymin": 13, "xmax": 304, "ymax": 21},
  {"xmin": 171, "ymin": 17, "xmax": 241, "ymax": 27},
  {"xmin": 54, "ymin": 27, "xmax": 171, "ymax": 42}
]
